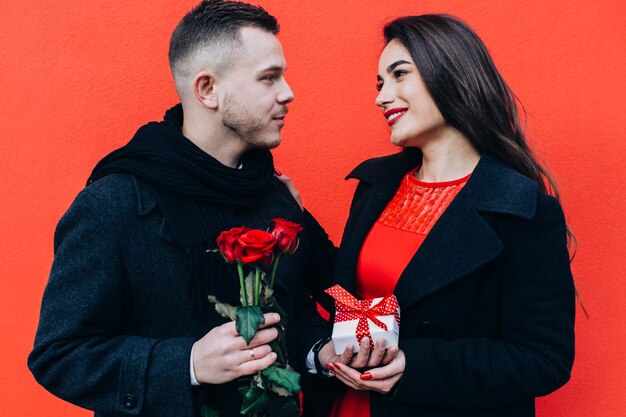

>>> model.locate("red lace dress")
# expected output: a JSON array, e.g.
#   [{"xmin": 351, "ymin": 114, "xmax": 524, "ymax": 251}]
[{"xmin": 329, "ymin": 168, "xmax": 470, "ymax": 417}]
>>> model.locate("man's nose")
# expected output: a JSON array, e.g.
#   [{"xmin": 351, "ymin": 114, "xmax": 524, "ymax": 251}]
[{"xmin": 277, "ymin": 79, "xmax": 294, "ymax": 104}]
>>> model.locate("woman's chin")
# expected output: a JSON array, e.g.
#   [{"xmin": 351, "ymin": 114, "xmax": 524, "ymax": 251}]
[
  {"xmin": 389, "ymin": 134, "xmax": 404, "ymax": 147},
  {"xmin": 390, "ymin": 135, "xmax": 414, "ymax": 148}
]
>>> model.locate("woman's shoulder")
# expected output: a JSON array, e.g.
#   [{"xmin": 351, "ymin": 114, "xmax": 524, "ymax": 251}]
[
  {"xmin": 346, "ymin": 148, "xmax": 420, "ymax": 182},
  {"xmin": 473, "ymin": 155, "xmax": 565, "ymax": 222}
]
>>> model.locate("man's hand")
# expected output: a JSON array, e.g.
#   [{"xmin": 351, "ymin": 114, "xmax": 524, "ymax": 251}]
[
  {"xmin": 192, "ymin": 313, "xmax": 281, "ymax": 384},
  {"xmin": 318, "ymin": 337, "xmax": 399, "ymax": 373}
]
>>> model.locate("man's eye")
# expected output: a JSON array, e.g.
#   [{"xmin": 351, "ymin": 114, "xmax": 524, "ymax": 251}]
[{"xmin": 262, "ymin": 76, "xmax": 275, "ymax": 82}]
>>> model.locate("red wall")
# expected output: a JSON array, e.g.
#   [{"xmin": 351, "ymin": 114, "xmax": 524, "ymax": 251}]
[{"xmin": 2, "ymin": 1, "xmax": 625, "ymax": 416}]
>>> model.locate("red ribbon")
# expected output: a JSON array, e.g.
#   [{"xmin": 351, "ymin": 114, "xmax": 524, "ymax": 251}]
[{"xmin": 325, "ymin": 285, "xmax": 400, "ymax": 349}]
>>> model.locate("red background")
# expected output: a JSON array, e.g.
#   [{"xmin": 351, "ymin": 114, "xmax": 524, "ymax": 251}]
[{"xmin": 1, "ymin": 1, "xmax": 625, "ymax": 416}]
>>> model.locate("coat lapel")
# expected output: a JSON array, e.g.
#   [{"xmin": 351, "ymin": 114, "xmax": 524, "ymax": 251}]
[
  {"xmin": 336, "ymin": 179, "xmax": 404, "ymax": 294},
  {"xmin": 337, "ymin": 153, "xmax": 538, "ymax": 309},
  {"xmin": 335, "ymin": 150, "xmax": 420, "ymax": 294},
  {"xmin": 132, "ymin": 176, "xmax": 180, "ymax": 244},
  {"xmin": 393, "ymin": 180, "xmax": 502, "ymax": 309}
]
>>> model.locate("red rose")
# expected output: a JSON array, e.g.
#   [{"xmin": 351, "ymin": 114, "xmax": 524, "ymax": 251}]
[
  {"xmin": 271, "ymin": 218, "xmax": 303, "ymax": 254},
  {"xmin": 216, "ymin": 227, "xmax": 249, "ymax": 263},
  {"xmin": 238, "ymin": 229, "xmax": 277, "ymax": 266}
]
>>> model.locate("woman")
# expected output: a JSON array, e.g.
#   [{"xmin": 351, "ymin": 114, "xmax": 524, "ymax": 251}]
[{"xmin": 315, "ymin": 14, "xmax": 575, "ymax": 417}]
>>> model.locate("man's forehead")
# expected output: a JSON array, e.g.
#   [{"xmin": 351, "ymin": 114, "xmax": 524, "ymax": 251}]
[
  {"xmin": 237, "ymin": 27, "xmax": 286, "ymax": 71},
  {"xmin": 238, "ymin": 25, "xmax": 279, "ymax": 43}
]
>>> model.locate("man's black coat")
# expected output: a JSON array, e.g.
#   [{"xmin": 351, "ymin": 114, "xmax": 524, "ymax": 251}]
[{"xmin": 28, "ymin": 174, "xmax": 336, "ymax": 417}]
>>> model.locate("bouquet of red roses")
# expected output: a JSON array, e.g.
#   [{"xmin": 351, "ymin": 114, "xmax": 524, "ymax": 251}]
[{"xmin": 205, "ymin": 218, "xmax": 303, "ymax": 417}]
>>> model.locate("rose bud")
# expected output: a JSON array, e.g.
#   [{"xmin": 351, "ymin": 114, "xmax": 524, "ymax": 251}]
[{"xmin": 271, "ymin": 218, "xmax": 303, "ymax": 254}]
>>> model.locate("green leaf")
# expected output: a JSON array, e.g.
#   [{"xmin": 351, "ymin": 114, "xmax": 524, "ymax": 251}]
[
  {"xmin": 264, "ymin": 297, "xmax": 287, "ymax": 323},
  {"xmin": 243, "ymin": 271, "xmax": 255, "ymax": 306},
  {"xmin": 261, "ymin": 365, "xmax": 301, "ymax": 394},
  {"xmin": 208, "ymin": 295, "xmax": 237, "ymax": 321},
  {"xmin": 252, "ymin": 373, "xmax": 266, "ymax": 390},
  {"xmin": 261, "ymin": 283, "xmax": 274, "ymax": 304},
  {"xmin": 261, "ymin": 303, "xmax": 288, "ymax": 363},
  {"xmin": 236, "ymin": 306, "xmax": 265, "ymax": 345},
  {"xmin": 266, "ymin": 396, "xmax": 300, "ymax": 417},
  {"xmin": 269, "ymin": 340, "xmax": 285, "ymax": 363},
  {"xmin": 200, "ymin": 404, "xmax": 220, "ymax": 417},
  {"xmin": 238, "ymin": 386, "xmax": 271, "ymax": 414},
  {"xmin": 262, "ymin": 297, "xmax": 288, "ymax": 347},
  {"xmin": 270, "ymin": 383, "xmax": 292, "ymax": 397}
]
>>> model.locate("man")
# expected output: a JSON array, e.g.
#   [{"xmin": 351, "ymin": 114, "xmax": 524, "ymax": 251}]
[{"xmin": 28, "ymin": 1, "xmax": 337, "ymax": 416}]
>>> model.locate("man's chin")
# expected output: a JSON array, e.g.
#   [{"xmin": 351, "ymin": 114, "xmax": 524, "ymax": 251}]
[
  {"xmin": 247, "ymin": 137, "xmax": 281, "ymax": 150},
  {"xmin": 267, "ymin": 139, "xmax": 281, "ymax": 150}
]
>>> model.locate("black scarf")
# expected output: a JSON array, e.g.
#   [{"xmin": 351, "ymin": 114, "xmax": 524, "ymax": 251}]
[{"xmin": 88, "ymin": 104, "xmax": 275, "ymax": 305}]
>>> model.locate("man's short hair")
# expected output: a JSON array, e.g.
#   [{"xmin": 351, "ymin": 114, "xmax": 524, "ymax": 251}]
[{"xmin": 169, "ymin": 0, "xmax": 279, "ymax": 96}]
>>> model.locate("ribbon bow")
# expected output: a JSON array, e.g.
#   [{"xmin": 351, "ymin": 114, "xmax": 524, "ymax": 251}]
[{"xmin": 325, "ymin": 285, "xmax": 400, "ymax": 350}]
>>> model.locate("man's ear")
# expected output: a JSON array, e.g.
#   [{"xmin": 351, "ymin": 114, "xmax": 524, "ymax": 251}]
[{"xmin": 193, "ymin": 71, "xmax": 218, "ymax": 109}]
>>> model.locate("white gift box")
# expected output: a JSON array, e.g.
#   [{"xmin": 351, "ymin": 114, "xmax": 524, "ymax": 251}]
[{"xmin": 331, "ymin": 297, "xmax": 400, "ymax": 355}]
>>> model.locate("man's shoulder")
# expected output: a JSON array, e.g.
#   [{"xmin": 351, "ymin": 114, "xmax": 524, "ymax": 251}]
[
  {"xmin": 84, "ymin": 173, "xmax": 136, "ymax": 197},
  {"xmin": 76, "ymin": 174, "xmax": 156, "ymax": 217}
]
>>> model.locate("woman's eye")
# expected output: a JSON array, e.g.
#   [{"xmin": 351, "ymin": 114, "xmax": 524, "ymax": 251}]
[
  {"xmin": 376, "ymin": 82, "xmax": 383, "ymax": 91},
  {"xmin": 393, "ymin": 70, "xmax": 407, "ymax": 78}
]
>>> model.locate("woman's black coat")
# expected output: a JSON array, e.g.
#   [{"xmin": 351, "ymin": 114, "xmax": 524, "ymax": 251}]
[{"xmin": 326, "ymin": 150, "xmax": 575, "ymax": 417}]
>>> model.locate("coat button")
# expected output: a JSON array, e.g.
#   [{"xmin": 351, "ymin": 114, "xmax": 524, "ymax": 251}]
[{"xmin": 123, "ymin": 394, "xmax": 137, "ymax": 409}]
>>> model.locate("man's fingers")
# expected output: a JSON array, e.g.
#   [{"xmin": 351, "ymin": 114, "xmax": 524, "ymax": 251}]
[
  {"xmin": 229, "ymin": 313, "xmax": 280, "ymax": 348},
  {"xmin": 349, "ymin": 337, "xmax": 371, "ymax": 368},
  {"xmin": 381, "ymin": 346, "xmax": 399, "ymax": 366},
  {"xmin": 237, "ymin": 352, "xmax": 278, "ymax": 377},
  {"xmin": 336, "ymin": 344, "xmax": 354, "ymax": 364},
  {"xmin": 217, "ymin": 320, "xmax": 238, "ymax": 336},
  {"xmin": 237, "ymin": 344, "xmax": 274, "ymax": 365},
  {"xmin": 244, "ymin": 327, "xmax": 279, "ymax": 349},
  {"xmin": 217, "ymin": 312, "xmax": 279, "ymax": 337},
  {"xmin": 258, "ymin": 313, "xmax": 281, "ymax": 328},
  {"xmin": 366, "ymin": 339, "xmax": 387, "ymax": 368}
]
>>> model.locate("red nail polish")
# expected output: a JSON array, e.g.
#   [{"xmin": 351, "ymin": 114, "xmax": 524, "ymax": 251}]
[
  {"xmin": 360, "ymin": 372, "xmax": 373, "ymax": 381},
  {"xmin": 333, "ymin": 362, "xmax": 341, "ymax": 370},
  {"xmin": 326, "ymin": 364, "xmax": 334, "ymax": 371},
  {"xmin": 274, "ymin": 168, "xmax": 283, "ymax": 176}
]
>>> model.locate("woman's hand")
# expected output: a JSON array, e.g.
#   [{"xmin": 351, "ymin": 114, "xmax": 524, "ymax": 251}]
[
  {"xmin": 330, "ymin": 349, "xmax": 406, "ymax": 395},
  {"xmin": 318, "ymin": 337, "xmax": 399, "ymax": 373},
  {"xmin": 274, "ymin": 169, "xmax": 303, "ymax": 210}
]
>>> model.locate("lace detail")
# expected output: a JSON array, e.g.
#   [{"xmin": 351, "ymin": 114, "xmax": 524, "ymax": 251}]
[{"xmin": 378, "ymin": 172, "xmax": 468, "ymax": 234}]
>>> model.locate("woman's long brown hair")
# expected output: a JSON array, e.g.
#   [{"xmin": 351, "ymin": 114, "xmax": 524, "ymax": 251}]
[{"xmin": 384, "ymin": 15, "xmax": 584, "ymax": 314}]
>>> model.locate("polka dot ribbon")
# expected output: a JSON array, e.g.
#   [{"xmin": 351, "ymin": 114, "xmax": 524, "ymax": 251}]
[{"xmin": 324, "ymin": 285, "xmax": 400, "ymax": 350}]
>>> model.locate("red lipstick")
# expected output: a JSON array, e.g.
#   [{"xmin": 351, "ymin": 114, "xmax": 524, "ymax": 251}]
[{"xmin": 384, "ymin": 107, "xmax": 408, "ymax": 126}]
